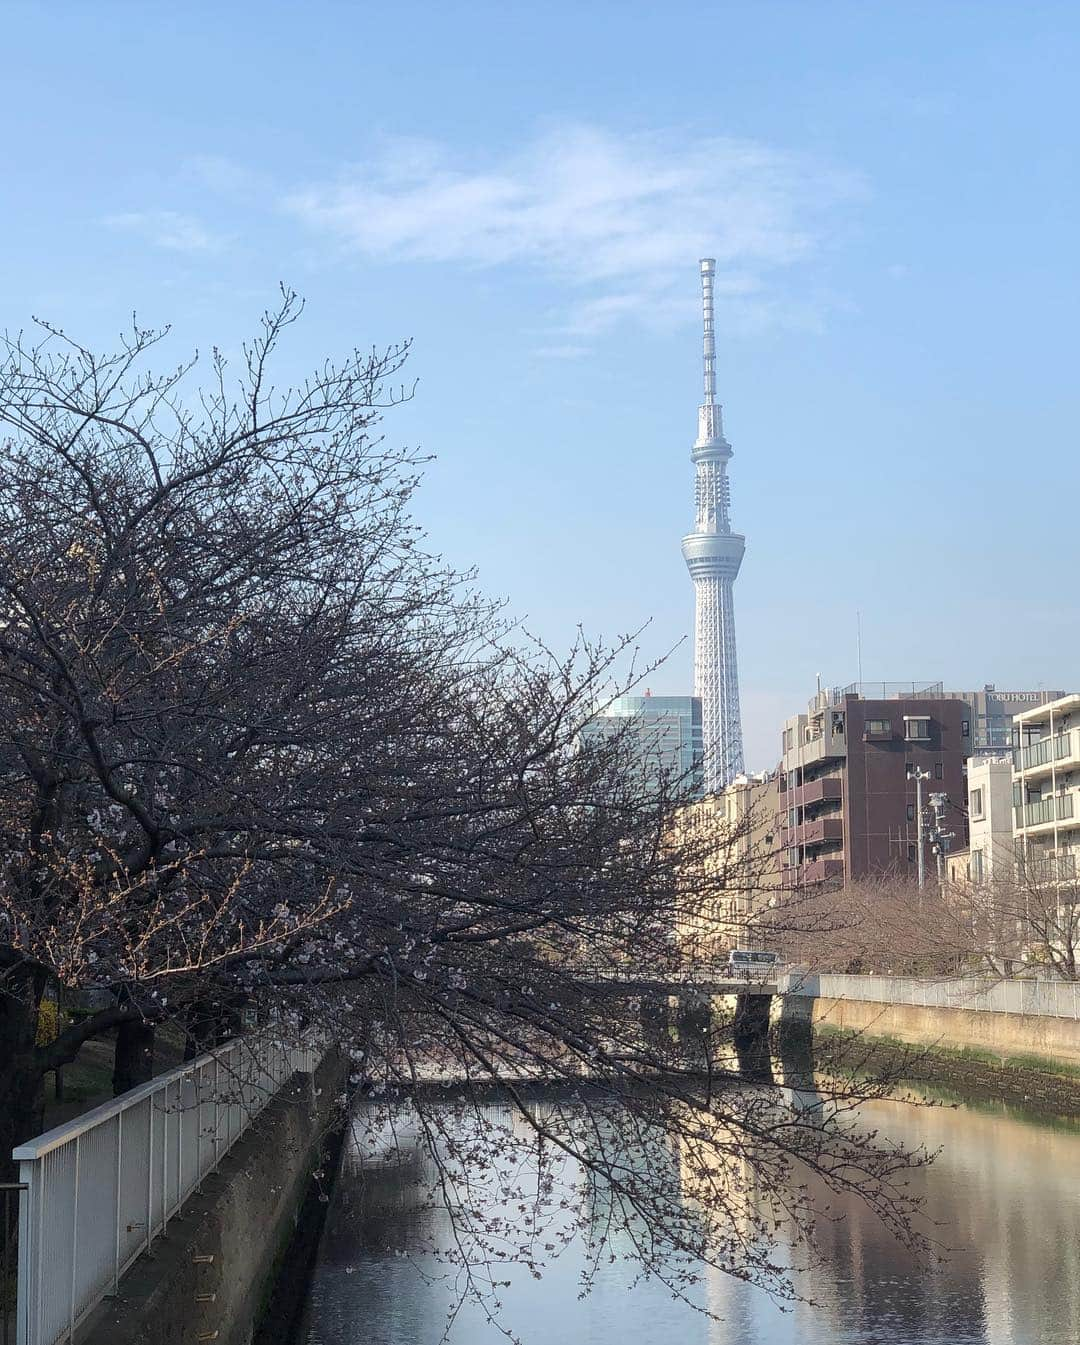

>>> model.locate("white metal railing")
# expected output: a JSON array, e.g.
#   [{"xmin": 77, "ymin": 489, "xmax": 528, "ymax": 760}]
[
  {"xmin": 577, "ymin": 961, "xmax": 782, "ymax": 989},
  {"xmin": 782, "ymin": 972, "xmax": 1080, "ymax": 1020},
  {"xmin": 1014, "ymin": 730, "xmax": 1076, "ymax": 773},
  {"xmin": 1016, "ymin": 792, "xmax": 1076, "ymax": 829},
  {"xmin": 12, "ymin": 1032, "xmax": 321, "ymax": 1345}
]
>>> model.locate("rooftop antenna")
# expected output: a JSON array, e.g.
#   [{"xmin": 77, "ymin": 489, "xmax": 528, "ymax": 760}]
[{"xmin": 857, "ymin": 610, "xmax": 863, "ymax": 687}]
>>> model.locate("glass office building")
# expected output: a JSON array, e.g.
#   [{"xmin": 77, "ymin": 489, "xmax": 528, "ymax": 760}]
[{"xmin": 582, "ymin": 695, "xmax": 704, "ymax": 797}]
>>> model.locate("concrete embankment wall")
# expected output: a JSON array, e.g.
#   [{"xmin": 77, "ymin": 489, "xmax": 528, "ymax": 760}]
[
  {"xmin": 80, "ymin": 1049, "xmax": 344, "ymax": 1345},
  {"xmin": 803, "ymin": 995, "xmax": 1080, "ymax": 1068}
]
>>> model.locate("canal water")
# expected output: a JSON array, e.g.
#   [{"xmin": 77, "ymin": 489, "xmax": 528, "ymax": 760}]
[{"xmin": 300, "ymin": 1088, "xmax": 1080, "ymax": 1345}]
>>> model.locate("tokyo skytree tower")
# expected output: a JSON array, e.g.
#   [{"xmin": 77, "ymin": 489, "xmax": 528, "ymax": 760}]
[{"xmin": 681, "ymin": 259, "xmax": 745, "ymax": 793}]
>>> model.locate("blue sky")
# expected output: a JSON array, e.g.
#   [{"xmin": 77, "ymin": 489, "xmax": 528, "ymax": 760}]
[{"xmin": 2, "ymin": 2, "xmax": 1078, "ymax": 768}]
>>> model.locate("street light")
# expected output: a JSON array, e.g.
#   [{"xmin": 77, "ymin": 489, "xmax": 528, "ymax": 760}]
[{"xmin": 907, "ymin": 765, "xmax": 931, "ymax": 888}]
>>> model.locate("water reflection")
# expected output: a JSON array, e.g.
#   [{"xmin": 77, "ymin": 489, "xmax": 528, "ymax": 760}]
[{"xmin": 302, "ymin": 1089, "xmax": 1080, "ymax": 1345}]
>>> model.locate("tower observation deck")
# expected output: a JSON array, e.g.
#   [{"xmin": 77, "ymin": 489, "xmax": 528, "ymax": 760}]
[{"xmin": 681, "ymin": 259, "xmax": 745, "ymax": 792}]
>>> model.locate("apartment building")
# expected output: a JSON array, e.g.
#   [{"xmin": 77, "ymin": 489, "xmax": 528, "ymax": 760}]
[
  {"xmin": 778, "ymin": 681, "xmax": 974, "ymax": 889},
  {"xmin": 1012, "ymin": 693, "xmax": 1080, "ymax": 882},
  {"xmin": 675, "ymin": 771, "xmax": 780, "ymax": 956},
  {"xmin": 947, "ymin": 755, "xmax": 1016, "ymax": 886}
]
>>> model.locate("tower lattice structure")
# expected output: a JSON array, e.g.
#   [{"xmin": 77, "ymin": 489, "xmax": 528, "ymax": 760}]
[{"xmin": 681, "ymin": 258, "xmax": 745, "ymax": 793}]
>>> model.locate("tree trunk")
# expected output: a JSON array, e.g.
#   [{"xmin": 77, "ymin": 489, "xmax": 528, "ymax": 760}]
[
  {"xmin": 184, "ymin": 995, "xmax": 246, "ymax": 1059},
  {"xmin": 0, "ymin": 973, "xmax": 46, "ymax": 1183},
  {"xmin": 112, "ymin": 1018, "xmax": 155, "ymax": 1096}
]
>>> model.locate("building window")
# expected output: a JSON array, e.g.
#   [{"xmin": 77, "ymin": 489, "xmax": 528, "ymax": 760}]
[
  {"xmin": 865, "ymin": 719, "xmax": 891, "ymax": 735},
  {"xmin": 906, "ymin": 803, "xmax": 915, "ymax": 822},
  {"xmin": 934, "ymin": 761, "xmax": 943, "ymax": 780},
  {"xmin": 907, "ymin": 843, "xmax": 917, "ymax": 863},
  {"xmin": 962, "ymin": 719, "xmax": 970, "ymax": 737},
  {"xmin": 904, "ymin": 716, "xmax": 931, "ymax": 741},
  {"xmin": 971, "ymin": 849, "xmax": 985, "ymax": 882},
  {"xmin": 971, "ymin": 787, "xmax": 984, "ymax": 819}
]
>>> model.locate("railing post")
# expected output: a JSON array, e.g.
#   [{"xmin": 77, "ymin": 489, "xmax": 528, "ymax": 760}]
[
  {"xmin": 213, "ymin": 1055, "xmax": 221, "ymax": 1169},
  {"xmin": 9, "ymin": 1177, "xmax": 29, "ymax": 1345},
  {"xmin": 33, "ymin": 1157, "xmax": 44, "ymax": 1345},
  {"xmin": 14, "ymin": 1168, "xmax": 33, "ymax": 1345},
  {"xmin": 177, "ymin": 1076, "xmax": 184, "ymax": 1211},
  {"xmin": 145, "ymin": 1098, "xmax": 154, "ymax": 1256},
  {"xmin": 160, "ymin": 1099, "xmax": 168, "ymax": 1237},
  {"xmin": 113, "ymin": 1111, "xmax": 122, "ymax": 1294},
  {"xmin": 69, "ymin": 1135, "xmax": 80, "ymax": 1341}
]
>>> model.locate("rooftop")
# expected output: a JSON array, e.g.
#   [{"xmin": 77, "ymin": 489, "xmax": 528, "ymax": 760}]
[{"xmin": 1014, "ymin": 692, "xmax": 1080, "ymax": 725}]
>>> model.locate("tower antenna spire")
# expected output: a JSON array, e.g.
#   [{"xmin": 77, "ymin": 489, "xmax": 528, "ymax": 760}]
[
  {"xmin": 701, "ymin": 257, "xmax": 717, "ymax": 405},
  {"xmin": 696, "ymin": 260, "xmax": 724, "ymax": 447}
]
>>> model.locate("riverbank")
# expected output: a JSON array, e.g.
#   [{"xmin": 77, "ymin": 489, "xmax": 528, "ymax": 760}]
[
  {"xmin": 812, "ymin": 1023, "xmax": 1080, "ymax": 1122},
  {"xmin": 78, "ymin": 1048, "xmax": 345, "ymax": 1345}
]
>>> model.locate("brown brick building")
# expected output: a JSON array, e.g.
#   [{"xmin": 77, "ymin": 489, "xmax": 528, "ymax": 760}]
[{"xmin": 776, "ymin": 682, "xmax": 1050, "ymax": 888}]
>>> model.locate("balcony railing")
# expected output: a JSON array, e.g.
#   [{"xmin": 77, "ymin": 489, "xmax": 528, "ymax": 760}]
[
  {"xmin": 781, "ymin": 857, "xmax": 844, "ymax": 887},
  {"xmin": 782, "ymin": 817, "xmax": 844, "ymax": 848},
  {"xmin": 1016, "ymin": 793, "xmax": 1076, "ymax": 829},
  {"xmin": 794, "ymin": 777, "xmax": 843, "ymax": 807},
  {"xmin": 1021, "ymin": 852, "xmax": 1078, "ymax": 882},
  {"xmin": 1014, "ymin": 731, "xmax": 1075, "ymax": 774}
]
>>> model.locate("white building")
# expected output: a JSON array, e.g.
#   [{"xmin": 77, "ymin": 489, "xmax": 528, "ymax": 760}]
[
  {"xmin": 1012, "ymin": 693, "xmax": 1080, "ymax": 881},
  {"xmin": 964, "ymin": 755, "xmax": 1016, "ymax": 884}
]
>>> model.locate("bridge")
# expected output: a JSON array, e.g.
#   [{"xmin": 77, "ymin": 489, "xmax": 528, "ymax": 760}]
[{"xmin": 576, "ymin": 963, "xmax": 781, "ymax": 997}]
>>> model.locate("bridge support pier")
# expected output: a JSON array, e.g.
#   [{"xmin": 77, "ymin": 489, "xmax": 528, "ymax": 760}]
[
  {"xmin": 733, "ymin": 993, "xmax": 773, "ymax": 1083},
  {"xmin": 639, "ymin": 992, "xmax": 672, "ymax": 1050}
]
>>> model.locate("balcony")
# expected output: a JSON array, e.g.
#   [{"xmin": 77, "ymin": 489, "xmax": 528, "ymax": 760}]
[
  {"xmin": 793, "ymin": 776, "xmax": 843, "ymax": 808},
  {"xmin": 1015, "ymin": 792, "xmax": 1077, "ymax": 831},
  {"xmin": 1013, "ymin": 730, "xmax": 1079, "ymax": 779},
  {"xmin": 782, "ymin": 816, "xmax": 844, "ymax": 848},
  {"xmin": 781, "ymin": 857, "xmax": 844, "ymax": 888},
  {"xmin": 1020, "ymin": 852, "xmax": 1078, "ymax": 883}
]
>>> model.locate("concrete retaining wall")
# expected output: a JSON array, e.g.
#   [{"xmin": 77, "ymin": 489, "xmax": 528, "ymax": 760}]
[
  {"xmin": 807, "ymin": 995, "xmax": 1080, "ymax": 1067},
  {"xmin": 79, "ymin": 1049, "xmax": 344, "ymax": 1345}
]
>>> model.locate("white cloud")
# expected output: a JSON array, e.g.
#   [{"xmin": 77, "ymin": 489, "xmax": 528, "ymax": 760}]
[
  {"xmin": 181, "ymin": 155, "xmax": 271, "ymax": 199},
  {"xmin": 104, "ymin": 210, "xmax": 225, "ymax": 254},
  {"xmin": 283, "ymin": 124, "xmax": 861, "ymax": 339}
]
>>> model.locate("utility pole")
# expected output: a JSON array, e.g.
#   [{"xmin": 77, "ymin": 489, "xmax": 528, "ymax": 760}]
[
  {"xmin": 908, "ymin": 765, "xmax": 932, "ymax": 888},
  {"xmin": 928, "ymin": 791, "xmax": 956, "ymax": 888}
]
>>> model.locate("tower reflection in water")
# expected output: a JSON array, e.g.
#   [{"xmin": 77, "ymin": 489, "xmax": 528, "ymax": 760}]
[{"xmin": 302, "ymin": 1090, "xmax": 1080, "ymax": 1345}]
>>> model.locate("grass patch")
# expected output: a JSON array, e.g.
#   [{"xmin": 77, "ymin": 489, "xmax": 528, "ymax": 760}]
[
  {"xmin": 813, "ymin": 1023, "xmax": 1080, "ymax": 1079},
  {"xmin": 812, "ymin": 1022, "xmax": 1080, "ymax": 1128}
]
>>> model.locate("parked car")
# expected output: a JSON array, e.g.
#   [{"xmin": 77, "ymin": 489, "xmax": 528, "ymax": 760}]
[{"xmin": 726, "ymin": 948, "xmax": 781, "ymax": 978}]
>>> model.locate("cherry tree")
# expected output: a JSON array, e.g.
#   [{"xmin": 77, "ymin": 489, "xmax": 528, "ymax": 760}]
[{"xmin": 0, "ymin": 295, "xmax": 925, "ymax": 1302}]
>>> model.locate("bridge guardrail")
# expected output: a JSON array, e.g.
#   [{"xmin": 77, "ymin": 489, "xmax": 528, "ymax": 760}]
[
  {"xmin": 576, "ymin": 961, "xmax": 784, "ymax": 987},
  {"xmin": 12, "ymin": 1032, "xmax": 320, "ymax": 1345},
  {"xmin": 782, "ymin": 972, "xmax": 1080, "ymax": 1020}
]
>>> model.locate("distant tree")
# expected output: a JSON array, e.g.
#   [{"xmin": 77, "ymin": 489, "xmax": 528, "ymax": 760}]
[
  {"xmin": 778, "ymin": 875, "xmax": 970, "ymax": 975},
  {"xmin": 782, "ymin": 859, "xmax": 1080, "ymax": 982},
  {"xmin": 0, "ymin": 295, "xmax": 926, "ymax": 1306},
  {"xmin": 945, "ymin": 852, "xmax": 1080, "ymax": 980}
]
